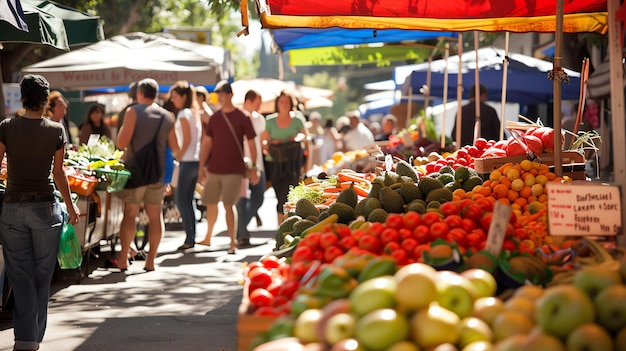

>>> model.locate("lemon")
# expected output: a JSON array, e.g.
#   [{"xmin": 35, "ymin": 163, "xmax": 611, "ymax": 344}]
[
  {"xmin": 489, "ymin": 171, "xmax": 502, "ymax": 182},
  {"xmin": 511, "ymin": 178, "xmax": 525, "ymax": 192},
  {"xmin": 520, "ymin": 159, "xmax": 532, "ymax": 171},
  {"xmin": 506, "ymin": 168, "xmax": 520, "ymax": 181},
  {"xmin": 535, "ymin": 174, "xmax": 548, "ymax": 185}
]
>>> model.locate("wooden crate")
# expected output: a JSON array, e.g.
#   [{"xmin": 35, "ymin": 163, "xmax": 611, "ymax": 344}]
[
  {"xmin": 473, "ymin": 151, "xmax": 585, "ymax": 174},
  {"xmin": 237, "ymin": 282, "xmax": 278, "ymax": 351}
]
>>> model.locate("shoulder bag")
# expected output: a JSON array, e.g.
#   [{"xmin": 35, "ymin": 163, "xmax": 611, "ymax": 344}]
[{"xmin": 124, "ymin": 115, "xmax": 164, "ymax": 189}]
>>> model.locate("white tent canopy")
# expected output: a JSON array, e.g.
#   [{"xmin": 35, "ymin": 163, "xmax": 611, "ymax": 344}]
[{"xmin": 22, "ymin": 32, "xmax": 234, "ymax": 90}]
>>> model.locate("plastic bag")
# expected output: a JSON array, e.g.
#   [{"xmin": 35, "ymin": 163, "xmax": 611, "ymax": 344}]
[{"xmin": 57, "ymin": 222, "xmax": 83, "ymax": 269}]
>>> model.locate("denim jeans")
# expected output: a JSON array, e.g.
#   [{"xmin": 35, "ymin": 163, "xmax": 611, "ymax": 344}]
[
  {"xmin": 236, "ymin": 171, "xmax": 266, "ymax": 240},
  {"xmin": 175, "ymin": 161, "xmax": 199, "ymax": 245},
  {"xmin": 0, "ymin": 200, "xmax": 63, "ymax": 351}
]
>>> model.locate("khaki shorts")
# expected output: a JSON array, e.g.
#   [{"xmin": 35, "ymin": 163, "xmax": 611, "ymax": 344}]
[
  {"xmin": 201, "ymin": 172, "xmax": 243, "ymax": 206},
  {"xmin": 117, "ymin": 182, "xmax": 166, "ymax": 205}
]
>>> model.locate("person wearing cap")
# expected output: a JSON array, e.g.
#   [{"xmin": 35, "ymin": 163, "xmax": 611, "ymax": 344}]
[
  {"xmin": 342, "ymin": 110, "xmax": 374, "ymax": 151},
  {"xmin": 0, "ymin": 74, "xmax": 80, "ymax": 351},
  {"xmin": 196, "ymin": 80, "xmax": 259, "ymax": 254},
  {"xmin": 116, "ymin": 78, "xmax": 182, "ymax": 271}
]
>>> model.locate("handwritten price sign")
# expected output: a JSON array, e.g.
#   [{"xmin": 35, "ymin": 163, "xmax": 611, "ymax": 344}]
[{"xmin": 546, "ymin": 182, "xmax": 621, "ymax": 236}]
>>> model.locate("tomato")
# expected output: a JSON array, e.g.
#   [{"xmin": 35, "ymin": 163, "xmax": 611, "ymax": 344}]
[
  {"xmin": 358, "ymin": 234, "xmax": 381, "ymax": 254},
  {"xmin": 338, "ymin": 236, "xmax": 357, "ymax": 251},
  {"xmin": 277, "ymin": 280, "xmax": 299, "ymax": 299},
  {"xmin": 350, "ymin": 229, "xmax": 365, "ymax": 241},
  {"xmin": 331, "ymin": 223, "xmax": 352, "ymax": 238},
  {"xmin": 461, "ymin": 218, "xmax": 478, "ymax": 231},
  {"xmin": 266, "ymin": 279, "xmax": 283, "ymax": 296},
  {"xmin": 248, "ymin": 267, "xmax": 273, "ymax": 291},
  {"xmin": 422, "ymin": 212, "xmax": 442, "ymax": 226},
  {"xmin": 466, "ymin": 145, "xmax": 481, "ymax": 158},
  {"xmin": 291, "ymin": 245, "xmax": 315, "ymax": 263},
  {"xmin": 446, "ymin": 228, "xmax": 468, "ymax": 247},
  {"xmin": 462, "ymin": 204, "xmax": 483, "ymax": 222},
  {"xmin": 324, "ymin": 245, "xmax": 344, "ymax": 263},
  {"xmin": 474, "ymin": 137, "xmax": 488, "ymax": 150},
  {"xmin": 466, "ymin": 232, "xmax": 483, "ymax": 249},
  {"xmin": 245, "ymin": 261, "xmax": 264, "ymax": 277},
  {"xmin": 457, "ymin": 148, "xmax": 468, "ymax": 159},
  {"xmin": 366, "ymin": 222, "xmax": 384, "ymax": 238},
  {"xmin": 429, "ymin": 221, "xmax": 450, "ymax": 240},
  {"xmin": 249, "ymin": 288, "xmax": 274, "ymax": 308},
  {"xmin": 319, "ymin": 232, "xmax": 339, "ymax": 250},
  {"xmin": 384, "ymin": 213, "xmax": 404, "ymax": 230},
  {"xmin": 402, "ymin": 211, "xmax": 421, "ymax": 230},
  {"xmin": 380, "ymin": 228, "xmax": 400, "ymax": 244},
  {"xmin": 513, "ymin": 228, "xmax": 529, "ymax": 241},
  {"xmin": 390, "ymin": 249, "xmax": 409, "ymax": 265},
  {"xmin": 288, "ymin": 261, "xmax": 309, "ymax": 281},
  {"xmin": 401, "ymin": 238, "xmax": 418, "ymax": 254},
  {"xmin": 270, "ymin": 295, "xmax": 290, "ymax": 308},
  {"xmin": 413, "ymin": 244, "xmax": 431, "ymax": 260},
  {"xmin": 443, "ymin": 214, "xmax": 464, "ymax": 229},
  {"xmin": 475, "ymin": 198, "xmax": 494, "ymax": 212},
  {"xmin": 471, "ymin": 228, "xmax": 487, "ymax": 242},
  {"xmin": 413, "ymin": 224, "xmax": 431, "ymax": 244},
  {"xmin": 300, "ymin": 232, "xmax": 321, "ymax": 249},
  {"xmin": 261, "ymin": 256, "xmax": 281, "ymax": 269},
  {"xmin": 439, "ymin": 202, "xmax": 461, "ymax": 217},
  {"xmin": 398, "ymin": 228, "xmax": 413, "ymax": 240},
  {"xmin": 479, "ymin": 213, "xmax": 493, "ymax": 232},
  {"xmin": 502, "ymin": 239, "xmax": 518, "ymax": 251},
  {"xmin": 384, "ymin": 241, "xmax": 401, "ymax": 254}
]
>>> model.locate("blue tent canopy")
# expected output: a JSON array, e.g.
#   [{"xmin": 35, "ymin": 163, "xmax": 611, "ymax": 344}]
[{"xmin": 271, "ymin": 28, "xmax": 456, "ymax": 51}]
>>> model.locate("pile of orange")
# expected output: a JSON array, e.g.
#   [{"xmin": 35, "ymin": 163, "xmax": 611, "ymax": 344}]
[{"xmin": 453, "ymin": 160, "xmax": 570, "ymax": 218}]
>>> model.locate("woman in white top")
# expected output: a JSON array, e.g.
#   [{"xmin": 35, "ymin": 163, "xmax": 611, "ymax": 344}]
[{"xmin": 169, "ymin": 81, "xmax": 202, "ymax": 250}]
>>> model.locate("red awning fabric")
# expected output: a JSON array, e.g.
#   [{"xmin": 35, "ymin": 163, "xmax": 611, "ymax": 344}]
[{"xmin": 256, "ymin": 0, "xmax": 608, "ymax": 34}]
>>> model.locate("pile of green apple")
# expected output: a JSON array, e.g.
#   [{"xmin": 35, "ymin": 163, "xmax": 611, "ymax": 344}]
[{"xmin": 261, "ymin": 260, "xmax": 626, "ymax": 351}]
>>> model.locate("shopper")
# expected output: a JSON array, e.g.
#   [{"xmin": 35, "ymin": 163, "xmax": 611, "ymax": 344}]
[
  {"xmin": 196, "ymin": 80, "xmax": 259, "ymax": 254},
  {"xmin": 169, "ymin": 81, "xmax": 202, "ymax": 251},
  {"xmin": 236, "ymin": 90, "xmax": 266, "ymax": 248},
  {"xmin": 45, "ymin": 91, "xmax": 79, "ymax": 147},
  {"xmin": 261, "ymin": 90, "xmax": 310, "ymax": 225},
  {"xmin": 79, "ymin": 103, "xmax": 112, "ymax": 145},
  {"xmin": 450, "ymin": 84, "xmax": 501, "ymax": 147},
  {"xmin": 116, "ymin": 78, "xmax": 181, "ymax": 271},
  {"xmin": 0, "ymin": 74, "xmax": 80, "ymax": 351}
]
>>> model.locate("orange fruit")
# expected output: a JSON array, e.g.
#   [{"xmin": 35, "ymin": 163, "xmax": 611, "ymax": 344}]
[
  {"xmin": 535, "ymin": 174, "xmax": 548, "ymax": 185},
  {"xmin": 489, "ymin": 171, "xmax": 502, "ymax": 182},
  {"xmin": 531, "ymin": 183, "xmax": 544, "ymax": 196},
  {"xmin": 499, "ymin": 176, "xmax": 512, "ymax": 188},
  {"xmin": 453, "ymin": 188, "xmax": 467, "ymax": 199},
  {"xmin": 507, "ymin": 189, "xmax": 520, "ymax": 202},
  {"xmin": 493, "ymin": 184, "xmax": 509, "ymax": 199},
  {"xmin": 511, "ymin": 179, "xmax": 525, "ymax": 192},
  {"xmin": 519, "ymin": 186, "xmax": 533, "ymax": 199},
  {"xmin": 520, "ymin": 159, "xmax": 532, "ymax": 171},
  {"xmin": 475, "ymin": 186, "xmax": 492, "ymax": 197},
  {"xmin": 514, "ymin": 197, "xmax": 528, "ymax": 208}
]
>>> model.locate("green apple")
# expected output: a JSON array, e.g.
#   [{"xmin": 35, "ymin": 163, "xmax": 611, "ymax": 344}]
[
  {"xmin": 535, "ymin": 285, "xmax": 595, "ymax": 339},
  {"xmin": 387, "ymin": 340, "xmax": 420, "ymax": 351},
  {"xmin": 461, "ymin": 341, "xmax": 493, "ymax": 351},
  {"xmin": 394, "ymin": 263, "xmax": 438, "ymax": 311},
  {"xmin": 594, "ymin": 284, "xmax": 626, "ymax": 332},
  {"xmin": 521, "ymin": 331, "xmax": 565, "ymax": 351},
  {"xmin": 316, "ymin": 298, "xmax": 352, "ymax": 343},
  {"xmin": 615, "ymin": 326, "xmax": 626, "ymax": 351},
  {"xmin": 491, "ymin": 310, "xmax": 534, "ymax": 341},
  {"xmin": 512, "ymin": 284, "xmax": 543, "ymax": 300},
  {"xmin": 410, "ymin": 304, "xmax": 460, "ymax": 348},
  {"xmin": 494, "ymin": 334, "xmax": 526, "ymax": 351},
  {"xmin": 573, "ymin": 262, "xmax": 622, "ymax": 300},
  {"xmin": 566, "ymin": 323, "xmax": 613, "ymax": 351},
  {"xmin": 325, "ymin": 313, "xmax": 356, "ymax": 345},
  {"xmin": 355, "ymin": 308, "xmax": 409, "ymax": 351},
  {"xmin": 473, "ymin": 297, "xmax": 505, "ymax": 327},
  {"xmin": 436, "ymin": 271, "xmax": 478, "ymax": 318},
  {"xmin": 503, "ymin": 296, "xmax": 536, "ymax": 320},
  {"xmin": 456, "ymin": 317, "xmax": 493, "ymax": 349},
  {"xmin": 460, "ymin": 269, "xmax": 497, "ymax": 298},
  {"xmin": 349, "ymin": 276, "xmax": 396, "ymax": 317},
  {"xmin": 294, "ymin": 309, "xmax": 323, "ymax": 344}
]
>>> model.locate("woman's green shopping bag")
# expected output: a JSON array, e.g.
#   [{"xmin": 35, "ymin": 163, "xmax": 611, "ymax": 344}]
[{"xmin": 57, "ymin": 222, "xmax": 83, "ymax": 269}]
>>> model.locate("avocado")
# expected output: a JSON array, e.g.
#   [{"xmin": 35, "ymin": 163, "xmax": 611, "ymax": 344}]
[
  {"xmin": 398, "ymin": 182, "xmax": 422, "ymax": 204},
  {"xmin": 328, "ymin": 202, "xmax": 356, "ymax": 224},
  {"xmin": 395, "ymin": 159, "xmax": 419, "ymax": 182},
  {"xmin": 336, "ymin": 183, "xmax": 358, "ymax": 209},
  {"xmin": 417, "ymin": 176, "xmax": 444, "ymax": 196},
  {"xmin": 425, "ymin": 188, "xmax": 454, "ymax": 203},
  {"xmin": 294, "ymin": 198, "xmax": 319, "ymax": 219},
  {"xmin": 367, "ymin": 208, "xmax": 389, "ymax": 223},
  {"xmin": 379, "ymin": 187, "xmax": 405, "ymax": 213}
]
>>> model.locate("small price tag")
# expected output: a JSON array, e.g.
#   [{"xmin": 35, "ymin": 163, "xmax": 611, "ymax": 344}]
[
  {"xmin": 485, "ymin": 201, "xmax": 512, "ymax": 257},
  {"xmin": 363, "ymin": 143, "xmax": 383, "ymax": 157},
  {"xmin": 87, "ymin": 134, "xmax": 100, "ymax": 146},
  {"xmin": 385, "ymin": 154, "xmax": 393, "ymax": 172}
]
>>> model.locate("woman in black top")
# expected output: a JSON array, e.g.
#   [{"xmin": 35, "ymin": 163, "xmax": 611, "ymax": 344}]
[
  {"xmin": 79, "ymin": 103, "xmax": 112, "ymax": 145},
  {"xmin": 0, "ymin": 74, "xmax": 80, "ymax": 351}
]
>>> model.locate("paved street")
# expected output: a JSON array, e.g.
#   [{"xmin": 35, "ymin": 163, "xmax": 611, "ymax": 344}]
[{"xmin": 0, "ymin": 189, "xmax": 279, "ymax": 351}]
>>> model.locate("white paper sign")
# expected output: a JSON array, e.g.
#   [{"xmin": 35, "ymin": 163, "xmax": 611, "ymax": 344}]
[
  {"xmin": 485, "ymin": 202, "xmax": 512, "ymax": 256},
  {"xmin": 87, "ymin": 134, "xmax": 101, "ymax": 146},
  {"xmin": 547, "ymin": 182, "xmax": 621, "ymax": 236}
]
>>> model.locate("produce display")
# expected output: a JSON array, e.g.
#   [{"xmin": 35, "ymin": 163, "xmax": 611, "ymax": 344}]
[{"xmin": 238, "ymin": 126, "xmax": 625, "ymax": 351}]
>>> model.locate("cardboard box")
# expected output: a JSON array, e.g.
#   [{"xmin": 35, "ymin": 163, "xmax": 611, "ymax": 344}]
[
  {"xmin": 473, "ymin": 151, "xmax": 585, "ymax": 174},
  {"xmin": 237, "ymin": 282, "xmax": 278, "ymax": 351}
]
